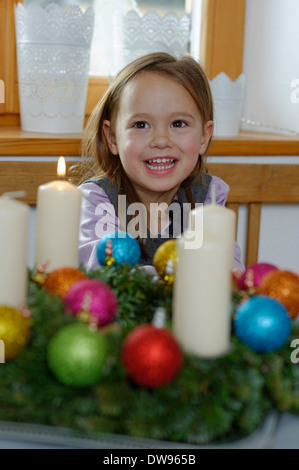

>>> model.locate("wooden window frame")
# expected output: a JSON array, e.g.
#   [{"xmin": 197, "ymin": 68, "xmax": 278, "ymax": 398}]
[
  {"xmin": 200, "ymin": 0, "xmax": 246, "ymax": 80},
  {"xmin": 1, "ymin": 0, "xmax": 299, "ymax": 157},
  {"xmin": 0, "ymin": 0, "xmax": 20, "ymax": 125},
  {"xmin": 0, "ymin": 0, "xmax": 245, "ymax": 125}
]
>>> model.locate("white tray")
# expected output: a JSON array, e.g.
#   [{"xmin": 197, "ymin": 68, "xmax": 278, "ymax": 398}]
[{"xmin": 0, "ymin": 412, "xmax": 280, "ymax": 449}]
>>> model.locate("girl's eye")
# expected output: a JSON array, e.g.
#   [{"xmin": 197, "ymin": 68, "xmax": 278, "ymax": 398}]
[
  {"xmin": 134, "ymin": 121, "xmax": 149, "ymax": 129},
  {"xmin": 171, "ymin": 120, "xmax": 187, "ymax": 128}
]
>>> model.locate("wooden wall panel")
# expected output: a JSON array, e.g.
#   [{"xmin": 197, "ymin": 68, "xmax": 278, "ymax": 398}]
[{"xmin": 2, "ymin": 161, "xmax": 299, "ymax": 205}]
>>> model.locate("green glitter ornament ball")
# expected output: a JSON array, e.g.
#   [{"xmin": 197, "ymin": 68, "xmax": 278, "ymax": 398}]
[{"xmin": 47, "ymin": 323, "xmax": 109, "ymax": 388}]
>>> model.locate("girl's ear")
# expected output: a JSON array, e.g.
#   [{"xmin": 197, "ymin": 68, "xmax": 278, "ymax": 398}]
[
  {"xmin": 103, "ymin": 120, "xmax": 118, "ymax": 155},
  {"xmin": 199, "ymin": 120, "xmax": 214, "ymax": 155}
]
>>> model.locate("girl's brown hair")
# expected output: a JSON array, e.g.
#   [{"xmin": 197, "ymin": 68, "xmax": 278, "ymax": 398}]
[{"xmin": 71, "ymin": 52, "xmax": 214, "ymax": 205}]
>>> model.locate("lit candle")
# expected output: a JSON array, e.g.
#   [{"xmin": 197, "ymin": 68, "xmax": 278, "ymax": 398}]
[
  {"xmin": 35, "ymin": 156, "xmax": 82, "ymax": 271},
  {"xmin": 0, "ymin": 193, "xmax": 29, "ymax": 309},
  {"xmin": 172, "ymin": 193, "xmax": 236, "ymax": 358}
]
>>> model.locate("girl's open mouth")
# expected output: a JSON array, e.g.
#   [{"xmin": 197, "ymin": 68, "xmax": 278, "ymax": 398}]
[{"xmin": 145, "ymin": 158, "xmax": 176, "ymax": 171}]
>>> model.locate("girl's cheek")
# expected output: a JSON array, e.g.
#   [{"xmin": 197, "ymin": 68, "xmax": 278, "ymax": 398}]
[
  {"xmin": 126, "ymin": 140, "xmax": 145, "ymax": 155},
  {"xmin": 178, "ymin": 136, "xmax": 201, "ymax": 155}
]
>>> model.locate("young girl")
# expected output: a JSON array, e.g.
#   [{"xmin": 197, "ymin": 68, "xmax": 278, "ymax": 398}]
[{"xmin": 73, "ymin": 52, "xmax": 244, "ymax": 274}]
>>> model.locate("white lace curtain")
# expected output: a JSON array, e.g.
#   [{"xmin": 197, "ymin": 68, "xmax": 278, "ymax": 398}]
[
  {"xmin": 89, "ymin": 0, "xmax": 190, "ymax": 77},
  {"xmin": 89, "ymin": 0, "xmax": 138, "ymax": 76},
  {"xmin": 241, "ymin": 0, "xmax": 299, "ymax": 136},
  {"xmin": 23, "ymin": 0, "xmax": 191, "ymax": 77}
]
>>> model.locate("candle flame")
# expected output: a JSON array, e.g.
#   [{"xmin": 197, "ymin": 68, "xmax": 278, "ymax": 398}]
[{"xmin": 57, "ymin": 156, "xmax": 66, "ymax": 178}]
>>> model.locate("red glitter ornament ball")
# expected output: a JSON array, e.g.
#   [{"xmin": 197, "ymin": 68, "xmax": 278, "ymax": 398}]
[
  {"xmin": 257, "ymin": 269, "xmax": 299, "ymax": 318},
  {"xmin": 121, "ymin": 324, "xmax": 183, "ymax": 388},
  {"xmin": 238, "ymin": 262, "xmax": 278, "ymax": 290}
]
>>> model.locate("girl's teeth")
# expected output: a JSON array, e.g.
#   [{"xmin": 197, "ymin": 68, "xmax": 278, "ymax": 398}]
[{"xmin": 146, "ymin": 159, "xmax": 175, "ymax": 170}]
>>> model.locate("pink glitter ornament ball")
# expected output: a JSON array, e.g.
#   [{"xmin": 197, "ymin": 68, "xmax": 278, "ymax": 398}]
[
  {"xmin": 64, "ymin": 278, "xmax": 118, "ymax": 328},
  {"xmin": 238, "ymin": 262, "xmax": 278, "ymax": 291}
]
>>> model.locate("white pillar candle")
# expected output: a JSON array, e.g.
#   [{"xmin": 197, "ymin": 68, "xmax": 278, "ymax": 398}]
[
  {"xmin": 172, "ymin": 201, "xmax": 236, "ymax": 358},
  {"xmin": 0, "ymin": 194, "xmax": 29, "ymax": 309},
  {"xmin": 201, "ymin": 202, "xmax": 236, "ymax": 272},
  {"xmin": 35, "ymin": 157, "xmax": 82, "ymax": 272}
]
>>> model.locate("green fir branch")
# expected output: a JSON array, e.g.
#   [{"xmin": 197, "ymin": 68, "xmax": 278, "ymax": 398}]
[{"xmin": 0, "ymin": 265, "xmax": 299, "ymax": 445}]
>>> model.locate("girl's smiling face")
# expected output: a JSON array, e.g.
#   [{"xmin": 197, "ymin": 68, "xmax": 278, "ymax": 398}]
[{"xmin": 103, "ymin": 71, "xmax": 213, "ymax": 205}]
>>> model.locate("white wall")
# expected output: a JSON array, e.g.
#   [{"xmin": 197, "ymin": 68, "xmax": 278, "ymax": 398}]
[{"xmin": 241, "ymin": 0, "xmax": 299, "ymax": 136}]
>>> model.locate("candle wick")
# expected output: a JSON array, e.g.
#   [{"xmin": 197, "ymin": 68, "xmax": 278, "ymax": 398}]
[
  {"xmin": 2, "ymin": 190, "xmax": 27, "ymax": 199},
  {"xmin": 152, "ymin": 307, "xmax": 166, "ymax": 328}
]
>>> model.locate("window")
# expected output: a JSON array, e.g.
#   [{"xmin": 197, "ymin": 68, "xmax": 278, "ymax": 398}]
[
  {"xmin": 89, "ymin": 0, "xmax": 187, "ymax": 76},
  {"xmin": 25, "ymin": 1, "xmax": 187, "ymax": 76},
  {"xmin": 0, "ymin": 0, "xmax": 245, "ymax": 127}
]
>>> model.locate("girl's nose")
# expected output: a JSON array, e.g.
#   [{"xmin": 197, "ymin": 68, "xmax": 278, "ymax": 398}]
[{"xmin": 150, "ymin": 132, "xmax": 171, "ymax": 149}]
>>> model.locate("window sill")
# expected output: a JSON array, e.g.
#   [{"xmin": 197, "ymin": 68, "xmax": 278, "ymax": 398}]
[
  {"xmin": 0, "ymin": 127, "xmax": 83, "ymax": 156},
  {"xmin": 0, "ymin": 127, "xmax": 298, "ymax": 157}
]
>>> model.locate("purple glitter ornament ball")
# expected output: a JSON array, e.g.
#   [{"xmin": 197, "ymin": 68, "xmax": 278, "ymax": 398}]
[
  {"xmin": 64, "ymin": 278, "xmax": 118, "ymax": 328},
  {"xmin": 238, "ymin": 262, "xmax": 278, "ymax": 290}
]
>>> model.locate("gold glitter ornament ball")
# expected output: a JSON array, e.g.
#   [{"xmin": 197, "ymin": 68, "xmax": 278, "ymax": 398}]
[
  {"xmin": 0, "ymin": 305, "xmax": 31, "ymax": 361},
  {"xmin": 257, "ymin": 269, "xmax": 299, "ymax": 318},
  {"xmin": 153, "ymin": 240, "xmax": 177, "ymax": 285},
  {"xmin": 43, "ymin": 267, "xmax": 87, "ymax": 298}
]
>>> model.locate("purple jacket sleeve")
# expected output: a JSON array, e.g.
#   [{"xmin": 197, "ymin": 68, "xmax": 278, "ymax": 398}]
[
  {"xmin": 78, "ymin": 176, "xmax": 244, "ymax": 273},
  {"xmin": 78, "ymin": 182, "xmax": 120, "ymax": 272}
]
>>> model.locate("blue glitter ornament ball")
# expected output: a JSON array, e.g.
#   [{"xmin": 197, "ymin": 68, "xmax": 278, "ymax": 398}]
[
  {"xmin": 234, "ymin": 295, "xmax": 292, "ymax": 353},
  {"xmin": 97, "ymin": 231, "xmax": 141, "ymax": 267}
]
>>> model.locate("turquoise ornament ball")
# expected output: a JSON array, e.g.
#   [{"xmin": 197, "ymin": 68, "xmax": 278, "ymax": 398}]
[
  {"xmin": 47, "ymin": 323, "xmax": 109, "ymax": 388},
  {"xmin": 234, "ymin": 295, "xmax": 292, "ymax": 353},
  {"xmin": 97, "ymin": 231, "xmax": 141, "ymax": 266}
]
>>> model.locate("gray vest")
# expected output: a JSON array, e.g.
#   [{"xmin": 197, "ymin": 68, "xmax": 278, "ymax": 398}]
[{"xmin": 84, "ymin": 174, "xmax": 212, "ymax": 265}]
